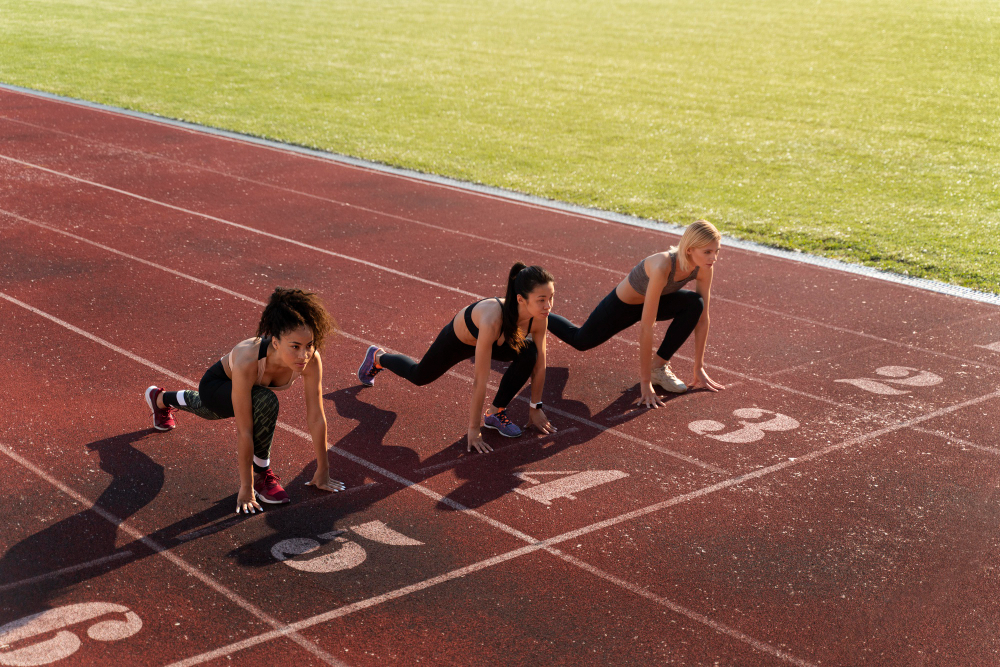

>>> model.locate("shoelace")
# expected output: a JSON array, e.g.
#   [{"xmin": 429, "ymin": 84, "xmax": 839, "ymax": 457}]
[
  {"xmin": 263, "ymin": 469, "xmax": 282, "ymax": 488},
  {"xmin": 493, "ymin": 410, "xmax": 512, "ymax": 425},
  {"xmin": 365, "ymin": 364, "xmax": 382, "ymax": 380}
]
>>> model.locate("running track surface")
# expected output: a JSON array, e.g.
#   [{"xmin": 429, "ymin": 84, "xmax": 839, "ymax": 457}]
[{"xmin": 1, "ymin": 86, "xmax": 999, "ymax": 667}]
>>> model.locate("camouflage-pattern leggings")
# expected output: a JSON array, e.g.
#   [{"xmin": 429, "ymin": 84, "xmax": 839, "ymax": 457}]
[{"xmin": 176, "ymin": 385, "xmax": 279, "ymax": 464}]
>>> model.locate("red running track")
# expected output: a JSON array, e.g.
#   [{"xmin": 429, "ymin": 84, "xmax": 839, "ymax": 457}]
[{"xmin": 1, "ymin": 85, "xmax": 1000, "ymax": 666}]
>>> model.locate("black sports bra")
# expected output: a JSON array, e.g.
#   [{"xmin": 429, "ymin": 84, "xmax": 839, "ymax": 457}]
[{"xmin": 463, "ymin": 298, "xmax": 532, "ymax": 347}]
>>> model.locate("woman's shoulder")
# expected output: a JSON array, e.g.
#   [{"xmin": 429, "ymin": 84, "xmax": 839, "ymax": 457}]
[
  {"xmin": 643, "ymin": 252, "xmax": 673, "ymax": 277},
  {"xmin": 228, "ymin": 337, "xmax": 263, "ymax": 367}
]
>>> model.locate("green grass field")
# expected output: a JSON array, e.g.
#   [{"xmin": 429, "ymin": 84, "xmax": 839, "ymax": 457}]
[{"xmin": 2, "ymin": 0, "xmax": 998, "ymax": 292}]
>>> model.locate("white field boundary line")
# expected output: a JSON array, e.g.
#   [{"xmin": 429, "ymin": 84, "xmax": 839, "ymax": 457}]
[
  {"xmin": 1, "ymin": 210, "xmax": 725, "ymax": 474},
  {"xmin": 912, "ymin": 427, "xmax": 1000, "ymax": 456},
  {"xmin": 0, "ymin": 292, "xmax": 799, "ymax": 666},
  {"xmin": 2, "ymin": 131, "xmax": 999, "ymax": 369},
  {"xmin": 412, "ymin": 428, "xmax": 580, "ymax": 476},
  {"xmin": 167, "ymin": 380, "xmax": 1000, "ymax": 666},
  {"xmin": 0, "ymin": 551, "xmax": 133, "ymax": 594},
  {"xmin": 0, "ymin": 441, "xmax": 347, "ymax": 667},
  {"xmin": 3, "ymin": 82, "xmax": 1000, "ymax": 307},
  {"xmin": 6, "ymin": 290, "xmax": 988, "ymax": 667}
]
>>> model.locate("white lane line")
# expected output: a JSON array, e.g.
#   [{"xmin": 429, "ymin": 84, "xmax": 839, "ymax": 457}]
[
  {"xmin": 0, "ymin": 115, "xmax": 623, "ymax": 275},
  {"xmin": 2, "ymin": 211, "xmax": 725, "ymax": 474},
  {"xmin": 911, "ymin": 427, "xmax": 1000, "ymax": 456},
  {"xmin": 7, "ymin": 287, "xmax": 988, "ymax": 666},
  {"xmin": 0, "ymin": 153, "xmax": 480, "ymax": 299},
  {"xmin": 164, "ymin": 385, "xmax": 1000, "ymax": 665},
  {"xmin": 0, "ymin": 551, "xmax": 133, "ymax": 594},
  {"xmin": 546, "ymin": 548, "xmax": 817, "ymax": 667},
  {"xmin": 0, "ymin": 95, "xmax": 619, "ymax": 228},
  {"xmin": 174, "ymin": 483, "xmax": 381, "ymax": 543},
  {"xmin": 412, "ymin": 428, "xmax": 580, "ymax": 476},
  {"xmin": 163, "ymin": 542, "xmax": 546, "ymax": 667},
  {"xmin": 0, "ymin": 442, "xmax": 347, "ymax": 667},
  {"xmin": 3, "ymin": 150, "xmax": 999, "ymax": 379}
]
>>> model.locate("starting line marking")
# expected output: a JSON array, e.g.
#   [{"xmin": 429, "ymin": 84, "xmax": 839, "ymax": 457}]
[
  {"xmin": 976, "ymin": 342, "xmax": 1000, "ymax": 353},
  {"xmin": 412, "ymin": 428, "xmax": 580, "ymax": 476}
]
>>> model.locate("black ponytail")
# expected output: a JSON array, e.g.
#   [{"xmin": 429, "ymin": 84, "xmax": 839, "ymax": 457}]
[
  {"xmin": 501, "ymin": 262, "xmax": 555, "ymax": 351},
  {"xmin": 257, "ymin": 287, "xmax": 336, "ymax": 349}
]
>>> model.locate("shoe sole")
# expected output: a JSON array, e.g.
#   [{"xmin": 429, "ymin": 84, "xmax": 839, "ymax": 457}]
[
  {"xmin": 254, "ymin": 490, "xmax": 290, "ymax": 504},
  {"xmin": 653, "ymin": 382, "xmax": 688, "ymax": 394},
  {"xmin": 145, "ymin": 385, "xmax": 174, "ymax": 431},
  {"xmin": 483, "ymin": 423, "xmax": 522, "ymax": 438},
  {"xmin": 357, "ymin": 345, "xmax": 378, "ymax": 387}
]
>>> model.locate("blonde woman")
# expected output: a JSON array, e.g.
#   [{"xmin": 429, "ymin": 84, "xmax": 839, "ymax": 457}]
[{"xmin": 547, "ymin": 220, "xmax": 725, "ymax": 408}]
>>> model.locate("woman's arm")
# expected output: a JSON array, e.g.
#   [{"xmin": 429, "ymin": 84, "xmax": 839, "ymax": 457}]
[
  {"xmin": 690, "ymin": 267, "xmax": 725, "ymax": 391},
  {"xmin": 638, "ymin": 257, "xmax": 669, "ymax": 408},
  {"xmin": 527, "ymin": 317, "xmax": 555, "ymax": 434},
  {"xmin": 302, "ymin": 352, "xmax": 346, "ymax": 491},
  {"xmin": 467, "ymin": 306, "xmax": 499, "ymax": 453},
  {"xmin": 230, "ymin": 351, "xmax": 262, "ymax": 514}
]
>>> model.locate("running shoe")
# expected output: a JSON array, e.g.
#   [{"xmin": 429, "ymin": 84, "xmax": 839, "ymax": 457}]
[
  {"xmin": 357, "ymin": 345, "xmax": 383, "ymax": 386},
  {"xmin": 144, "ymin": 386, "xmax": 177, "ymax": 431},
  {"xmin": 483, "ymin": 409, "xmax": 522, "ymax": 438},
  {"xmin": 254, "ymin": 468, "xmax": 290, "ymax": 504},
  {"xmin": 651, "ymin": 364, "xmax": 687, "ymax": 393}
]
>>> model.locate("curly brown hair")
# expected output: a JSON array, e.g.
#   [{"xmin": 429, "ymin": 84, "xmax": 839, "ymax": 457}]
[{"xmin": 256, "ymin": 287, "xmax": 336, "ymax": 349}]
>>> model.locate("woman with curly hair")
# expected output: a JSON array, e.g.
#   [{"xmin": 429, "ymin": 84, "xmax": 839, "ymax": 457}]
[{"xmin": 144, "ymin": 287, "xmax": 345, "ymax": 514}]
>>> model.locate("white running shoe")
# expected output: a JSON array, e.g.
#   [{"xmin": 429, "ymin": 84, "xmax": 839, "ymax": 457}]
[{"xmin": 651, "ymin": 364, "xmax": 687, "ymax": 393}]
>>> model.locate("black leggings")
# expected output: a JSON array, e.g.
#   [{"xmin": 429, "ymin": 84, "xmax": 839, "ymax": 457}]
[
  {"xmin": 548, "ymin": 288, "xmax": 703, "ymax": 360},
  {"xmin": 379, "ymin": 321, "xmax": 537, "ymax": 409},
  {"xmin": 162, "ymin": 361, "xmax": 279, "ymax": 472}
]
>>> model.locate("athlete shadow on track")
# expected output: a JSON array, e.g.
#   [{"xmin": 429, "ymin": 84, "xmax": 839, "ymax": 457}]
[
  {"xmin": 0, "ymin": 429, "xmax": 164, "ymax": 624},
  {"xmin": 431, "ymin": 366, "xmax": 609, "ymax": 511},
  {"xmin": 227, "ymin": 386, "xmax": 408, "ymax": 567}
]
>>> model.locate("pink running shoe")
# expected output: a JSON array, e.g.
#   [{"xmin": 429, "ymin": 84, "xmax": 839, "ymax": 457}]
[
  {"xmin": 254, "ymin": 468, "xmax": 290, "ymax": 504},
  {"xmin": 144, "ymin": 386, "xmax": 176, "ymax": 431}
]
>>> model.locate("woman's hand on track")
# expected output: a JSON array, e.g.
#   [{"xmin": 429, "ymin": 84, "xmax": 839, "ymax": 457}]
[
  {"xmin": 690, "ymin": 367, "xmax": 725, "ymax": 392},
  {"xmin": 467, "ymin": 429, "xmax": 493, "ymax": 453},
  {"xmin": 306, "ymin": 470, "xmax": 347, "ymax": 492},
  {"xmin": 639, "ymin": 382, "xmax": 666, "ymax": 408},
  {"xmin": 236, "ymin": 487, "xmax": 262, "ymax": 515},
  {"xmin": 528, "ymin": 408, "xmax": 556, "ymax": 434}
]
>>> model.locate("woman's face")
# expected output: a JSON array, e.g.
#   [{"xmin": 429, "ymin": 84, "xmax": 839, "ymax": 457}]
[
  {"xmin": 518, "ymin": 281, "xmax": 555, "ymax": 320},
  {"xmin": 273, "ymin": 325, "xmax": 316, "ymax": 370},
  {"xmin": 687, "ymin": 240, "xmax": 721, "ymax": 270}
]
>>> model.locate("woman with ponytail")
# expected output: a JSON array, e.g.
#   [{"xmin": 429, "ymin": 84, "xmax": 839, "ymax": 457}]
[
  {"xmin": 548, "ymin": 219, "xmax": 726, "ymax": 408},
  {"xmin": 143, "ymin": 287, "xmax": 346, "ymax": 514},
  {"xmin": 357, "ymin": 263, "xmax": 556, "ymax": 453}
]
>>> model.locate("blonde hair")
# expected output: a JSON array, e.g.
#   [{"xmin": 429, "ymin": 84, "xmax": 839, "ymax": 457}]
[{"xmin": 671, "ymin": 220, "xmax": 721, "ymax": 274}]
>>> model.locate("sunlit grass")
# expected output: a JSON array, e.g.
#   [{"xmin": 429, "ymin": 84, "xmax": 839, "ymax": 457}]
[{"xmin": 2, "ymin": 0, "xmax": 997, "ymax": 290}]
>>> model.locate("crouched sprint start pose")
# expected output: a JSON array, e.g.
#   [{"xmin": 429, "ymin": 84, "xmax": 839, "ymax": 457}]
[
  {"xmin": 357, "ymin": 263, "xmax": 557, "ymax": 453},
  {"xmin": 547, "ymin": 219, "xmax": 726, "ymax": 408},
  {"xmin": 144, "ymin": 287, "xmax": 345, "ymax": 514}
]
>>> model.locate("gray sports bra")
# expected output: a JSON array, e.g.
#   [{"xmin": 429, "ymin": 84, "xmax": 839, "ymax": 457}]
[{"xmin": 627, "ymin": 251, "xmax": 699, "ymax": 296}]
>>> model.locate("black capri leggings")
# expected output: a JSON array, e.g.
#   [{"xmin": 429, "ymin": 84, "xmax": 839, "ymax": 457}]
[
  {"xmin": 163, "ymin": 361, "xmax": 279, "ymax": 472},
  {"xmin": 379, "ymin": 321, "xmax": 537, "ymax": 409},
  {"xmin": 547, "ymin": 288, "xmax": 703, "ymax": 360}
]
